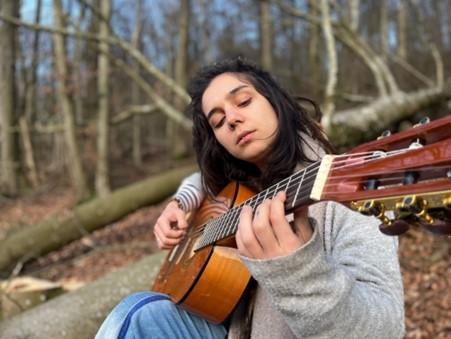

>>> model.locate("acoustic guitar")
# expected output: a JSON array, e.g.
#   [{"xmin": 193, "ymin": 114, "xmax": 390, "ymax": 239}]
[{"xmin": 152, "ymin": 115, "xmax": 451, "ymax": 324}]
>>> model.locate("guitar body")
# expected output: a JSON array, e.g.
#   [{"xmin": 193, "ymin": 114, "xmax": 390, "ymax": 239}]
[{"xmin": 152, "ymin": 182, "xmax": 255, "ymax": 324}]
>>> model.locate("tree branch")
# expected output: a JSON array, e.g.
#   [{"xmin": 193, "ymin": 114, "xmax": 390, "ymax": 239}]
[
  {"xmin": 0, "ymin": 14, "xmax": 190, "ymax": 104},
  {"xmin": 111, "ymin": 105, "xmax": 158, "ymax": 124}
]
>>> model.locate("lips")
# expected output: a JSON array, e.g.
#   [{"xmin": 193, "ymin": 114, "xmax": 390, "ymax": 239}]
[{"xmin": 236, "ymin": 130, "xmax": 255, "ymax": 145}]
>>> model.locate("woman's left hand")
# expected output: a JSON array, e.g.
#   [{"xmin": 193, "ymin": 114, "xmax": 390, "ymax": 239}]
[{"xmin": 236, "ymin": 191, "xmax": 312, "ymax": 259}]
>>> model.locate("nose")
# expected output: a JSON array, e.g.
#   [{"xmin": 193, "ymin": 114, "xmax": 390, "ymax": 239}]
[{"xmin": 225, "ymin": 107, "xmax": 243, "ymax": 131}]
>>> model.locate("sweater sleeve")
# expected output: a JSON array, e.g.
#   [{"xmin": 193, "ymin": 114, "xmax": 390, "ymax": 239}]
[{"xmin": 241, "ymin": 201, "xmax": 405, "ymax": 339}]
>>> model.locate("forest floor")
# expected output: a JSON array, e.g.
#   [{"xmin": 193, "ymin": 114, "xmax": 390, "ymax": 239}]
[{"xmin": 0, "ymin": 187, "xmax": 450, "ymax": 339}]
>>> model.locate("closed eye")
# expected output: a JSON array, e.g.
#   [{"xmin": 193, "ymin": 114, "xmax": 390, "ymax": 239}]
[
  {"xmin": 213, "ymin": 116, "xmax": 225, "ymax": 129},
  {"xmin": 238, "ymin": 98, "xmax": 251, "ymax": 107}
]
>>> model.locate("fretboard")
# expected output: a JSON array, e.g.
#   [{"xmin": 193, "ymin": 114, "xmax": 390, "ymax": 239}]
[{"xmin": 195, "ymin": 161, "xmax": 321, "ymax": 250}]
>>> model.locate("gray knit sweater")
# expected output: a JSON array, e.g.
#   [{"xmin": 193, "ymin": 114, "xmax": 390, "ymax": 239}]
[{"xmin": 233, "ymin": 200, "xmax": 405, "ymax": 339}]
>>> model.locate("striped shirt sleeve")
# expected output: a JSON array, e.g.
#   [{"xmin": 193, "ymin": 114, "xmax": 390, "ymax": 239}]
[{"xmin": 173, "ymin": 171, "xmax": 205, "ymax": 212}]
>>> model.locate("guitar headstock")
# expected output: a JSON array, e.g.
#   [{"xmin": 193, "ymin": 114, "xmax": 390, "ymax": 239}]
[{"xmin": 320, "ymin": 115, "xmax": 451, "ymax": 236}]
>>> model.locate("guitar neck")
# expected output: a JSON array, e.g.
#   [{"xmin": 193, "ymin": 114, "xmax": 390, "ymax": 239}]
[{"xmin": 196, "ymin": 160, "xmax": 323, "ymax": 250}]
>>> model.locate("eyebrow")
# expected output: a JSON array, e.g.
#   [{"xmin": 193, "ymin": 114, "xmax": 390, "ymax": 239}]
[{"xmin": 206, "ymin": 85, "xmax": 249, "ymax": 120}]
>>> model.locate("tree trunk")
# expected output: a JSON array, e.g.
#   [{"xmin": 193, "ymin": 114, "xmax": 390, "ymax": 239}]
[
  {"xmin": 260, "ymin": 0, "xmax": 273, "ymax": 70},
  {"xmin": 307, "ymin": 0, "xmax": 320, "ymax": 99},
  {"xmin": 199, "ymin": 0, "xmax": 213, "ymax": 65},
  {"xmin": 131, "ymin": 0, "xmax": 144, "ymax": 167},
  {"xmin": 170, "ymin": 0, "xmax": 191, "ymax": 158},
  {"xmin": 52, "ymin": 0, "xmax": 90, "ymax": 201},
  {"xmin": 18, "ymin": 116, "xmax": 39, "ymax": 187},
  {"xmin": 380, "ymin": 0, "xmax": 388, "ymax": 57},
  {"xmin": 320, "ymin": 0, "xmax": 337, "ymax": 121},
  {"xmin": 73, "ymin": 4, "xmax": 86, "ymax": 126},
  {"xmin": 348, "ymin": 0, "xmax": 360, "ymax": 31},
  {"xmin": 0, "ymin": 164, "xmax": 197, "ymax": 272},
  {"xmin": 0, "ymin": 0, "xmax": 19, "ymax": 196},
  {"xmin": 95, "ymin": 0, "xmax": 111, "ymax": 197},
  {"xmin": 396, "ymin": 0, "xmax": 407, "ymax": 59},
  {"xmin": 24, "ymin": 0, "xmax": 41, "ymax": 123},
  {"xmin": 0, "ymin": 252, "xmax": 166, "ymax": 339}
]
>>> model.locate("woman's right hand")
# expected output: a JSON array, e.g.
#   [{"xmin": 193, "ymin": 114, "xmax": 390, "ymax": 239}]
[{"xmin": 153, "ymin": 200, "xmax": 188, "ymax": 249}]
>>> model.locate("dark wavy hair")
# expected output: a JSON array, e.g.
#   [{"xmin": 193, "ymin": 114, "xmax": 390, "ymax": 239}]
[{"xmin": 187, "ymin": 58, "xmax": 333, "ymax": 196}]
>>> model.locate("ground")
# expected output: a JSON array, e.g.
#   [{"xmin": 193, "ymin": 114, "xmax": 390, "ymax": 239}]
[{"xmin": 0, "ymin": 187, "xmax": 449, "ymax": 338}]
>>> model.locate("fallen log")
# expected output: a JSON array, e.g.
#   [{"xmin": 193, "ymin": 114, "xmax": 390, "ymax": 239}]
[
  {"xmin": 0, "ymin": 164, "xmax": 196, "ymax": 273},
  {"xmin": 0, "ymin": 251, "xmax": 166, "ymax": 339},
  {"xmin": 324, "ymin": 86, "xmax": 451, "ymax": 146}
]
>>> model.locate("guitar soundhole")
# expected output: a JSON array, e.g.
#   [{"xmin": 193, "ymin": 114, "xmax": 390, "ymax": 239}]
[{"xmin": 174, "ymin": 234, "xmax": 200, "ymax": 265}]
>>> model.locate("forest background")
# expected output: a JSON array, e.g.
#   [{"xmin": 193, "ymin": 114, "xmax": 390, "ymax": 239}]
[{"xmin": 0, "ymin": 0, "xmax": 450, "ymax": 338}]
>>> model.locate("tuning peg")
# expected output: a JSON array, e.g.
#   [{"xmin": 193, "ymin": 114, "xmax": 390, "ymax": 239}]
[
  {"xmin": 377, "ymin": 130, "xmax": 391, "ymax": 140},
  {"xmin": 417, "ymin": 219, "xmax": 451, "ymax": 235},
  {"xmin": 413, "ymin": 116, "xmax": 430, "ymax": 127},
  {"xmin": 408, "ymin": 138, "xmax": 425, "ymax": 150},
  {"xmin": 379, "ymin": 219, "xmax": 411, "ymax": 235}
]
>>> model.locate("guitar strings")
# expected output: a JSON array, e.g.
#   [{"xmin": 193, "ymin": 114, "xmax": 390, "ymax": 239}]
[
  {"xmin": 192, "ymin": 147, "xmax": 436, "ymax": 244},
  {"xmin": 325, "ymin": 164, "xmax": 451, "ymax": 181},
  {"xmin": 192, "ymin": 149, "xmax": 409, "ymax": 241}
]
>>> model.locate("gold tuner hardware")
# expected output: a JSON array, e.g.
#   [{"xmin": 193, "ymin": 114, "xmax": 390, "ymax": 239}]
[
  {"xmin": 350, "ymin": 201, "xmax": 360, "ymax": 210},
  {"xmin": 396, "ymin": 195, "xmax": 423, "ymax": 214},
  {"xmin": 443, "ymin": 196, "xmax": 451, "ymax": 210},
  {"xmin": 358, "ymin": 200, "xmax": 391, "ymax": 225},
  {"xmin": 358, "ymin": 200, "xmax": 384, "ymax": 217},
  {"xmin": 397, "ymin": 195, "xmax": 434, "ymax": 223}
]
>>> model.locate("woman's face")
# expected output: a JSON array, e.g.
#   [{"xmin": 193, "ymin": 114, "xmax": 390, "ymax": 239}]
[{"xmin": 201, "ymin": 73, "xmax": 278, "ymax": 168}]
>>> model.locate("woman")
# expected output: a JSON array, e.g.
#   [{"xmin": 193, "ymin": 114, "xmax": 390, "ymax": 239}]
[{"xmin": 96, "ymin": 58, "xmax": 404, "ymax": 339}]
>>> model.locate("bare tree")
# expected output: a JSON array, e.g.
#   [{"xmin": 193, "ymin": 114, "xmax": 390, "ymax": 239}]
[
  {"xmin": 170, "ymin": 0, "xmax": 191, "ymax": 158},
  {"xmin": 348, "ymin": 0, "xmax": 360, "ymax": 31},
  {"xmin": 19, "ymin": 0, "xmax": 42, "ymax": 188},
  {"xmin": 95, "ymin": 0, "xmax": 111, "ymax": 196},
  {"xmin": 397, "ymin": 0, "xmax": 407, "ymax": 59},
  {"xmin": 320, "ymin": 0, "xmax": 337, "ymax": 121},
  {"xmin": 131, "ymin": 0, "xmax": 144, "ymax": 167},
  {"xmin": 52, "ymin": 0, "xmax": 90, "ymax": 200},
  {"xmin": 260, "ymin": 0, "xmax": 273, "ymax": 70},
  {"xmin": 73, "ymin": 3, "xmax": 87, "ymax": 126},
  {"xmin": 380, "ymin": 0, "xmax": 389, "ymax": 58},
  {"xmin": 307, "ymin": 0, "xmax": 321, "ymax": 98},
  {"xmin": 0, "ymin": 0, "xmax": 19, "ymax": 196}
]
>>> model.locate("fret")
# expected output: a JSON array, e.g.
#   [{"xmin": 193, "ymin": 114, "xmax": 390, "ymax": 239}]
[
  {"xmin": 292, "ymin": 169, "xmax": 306, "ymax": 208},
  {"xmin": 230, "ymin": 206, "xmax": 242, "ymax": 235},
  {"xmin": 230, "ymin": 207, "xmax": 241, "ymax": 235},
  {"xmin": 217, "ymin": 210, "xmax": 229, "ymax": 240},
  {"xmin": 272, "ymin": 182, "xmax": 280, "ymax": 198},
  {"xmin": 218, "ymin": 214, "xmax": 228, "ymax": 239},
  {"xmin": 213, "ymin": 216, "xmax": 224, "ymax": 243},
  {"xmin": 284, "ymin": 174, "xmax": 294, "ymax": 206},
  {"xmin": 284, "ymin": 174, "xmax": 292, "ymax": 193}
]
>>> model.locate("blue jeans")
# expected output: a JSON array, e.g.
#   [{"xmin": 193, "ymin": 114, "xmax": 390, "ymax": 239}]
[{"xmin": 95, "ymin": 291, "xmax": 227, "ymax": 339}]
